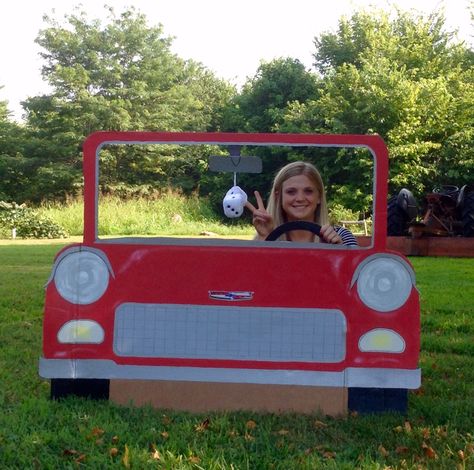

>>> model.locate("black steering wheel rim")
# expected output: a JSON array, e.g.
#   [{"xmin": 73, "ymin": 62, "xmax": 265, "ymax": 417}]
[{"xmin": 265, "ymin": 221, "xmax": 322, "ymax": 241}]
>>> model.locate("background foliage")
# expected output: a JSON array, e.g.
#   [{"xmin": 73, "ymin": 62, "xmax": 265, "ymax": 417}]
[
  {"xmin": 0, "ymin": 201, "xmax": 68, "ymax": 239},
  {"xmin": 0, "ymin": 5, "xmax": 472, "ymax": 217}
]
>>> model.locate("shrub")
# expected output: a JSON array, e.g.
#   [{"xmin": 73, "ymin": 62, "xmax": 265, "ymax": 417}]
[
  {"xmin": 0, "ymin": 201, "xmax": 68, "ymax": 239},
  {"xmin": 328, "ymin": 203, "xmax": 360, "ymax": 224},
  {"xmin": 328, "ymin": 203, "xmax": 372, "ymax": 235}
]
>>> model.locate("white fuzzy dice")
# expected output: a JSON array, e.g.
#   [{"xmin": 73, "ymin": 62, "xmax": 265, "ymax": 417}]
[{"xmin": 223, "ymin": 186, "xmax": 248, "ymax": 218}]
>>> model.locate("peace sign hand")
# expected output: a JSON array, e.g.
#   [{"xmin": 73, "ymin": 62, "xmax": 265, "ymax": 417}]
[{"xmin": 245, "ymin": 191, "xmax": 274, "ymax": 240}]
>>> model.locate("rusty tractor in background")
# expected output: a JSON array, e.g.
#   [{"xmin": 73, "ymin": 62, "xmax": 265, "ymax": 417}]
[{"xmin": 388, "ymin": 185, "xmax": 474, "ymax": 238}]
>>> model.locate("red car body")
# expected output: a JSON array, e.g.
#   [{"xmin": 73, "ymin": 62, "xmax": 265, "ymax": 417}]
[{"xmin": 39, "ymin": 132, "xmax": 420, "ymax": 411}]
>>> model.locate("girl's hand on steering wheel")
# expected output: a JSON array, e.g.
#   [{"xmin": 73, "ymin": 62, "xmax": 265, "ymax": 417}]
[
  {"xmin": 320, "ymin": 224, "xmax": 343, "ymax": 244},
  {"xmin": 245, "ymin": 191, "xmax": 274, "ymax": 239}
]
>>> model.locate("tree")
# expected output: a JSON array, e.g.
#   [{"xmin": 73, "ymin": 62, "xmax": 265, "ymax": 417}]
[
  {"xmin": 313, "ymin": 8, "xmax": 468, "ymax": 76},
  {"xmin": 20, "ymin": 6, "xmax": 235, "ymax": 201},
  {"xmin": 0, "ymin": 96, "xmax": 31, "ymax": 202},
  {"xmin": 282, "ymin": 8, "xmax": 474, "ymax": 209},
  {"xmin": 223, "ymin": 57, "xmax": 319, "ymax": 133}
]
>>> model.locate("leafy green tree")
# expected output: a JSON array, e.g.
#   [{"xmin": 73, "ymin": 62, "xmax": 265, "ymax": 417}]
[
  {"xmin": 313, "ymin": 9, "xmax": 468, "ymax": 76},
  {"xmin": 20, "ymin": 6, "xmax": 235, "ymax": 201},
  {"xmin": 282, "ymin": 8, "xmax": 474, "ymax": 209},
  {"xmin": 223, "ymin": 57, "xmax": 319, "ymax": 133},
  {"xmin": 0, "ymin": 96, "xmax": 32, "ymax": 202}
]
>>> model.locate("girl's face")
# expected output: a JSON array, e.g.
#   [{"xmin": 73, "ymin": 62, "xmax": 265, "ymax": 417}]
[{"xmin": 280, "ymin": 174, "xmax": 321, "ymax": 222}]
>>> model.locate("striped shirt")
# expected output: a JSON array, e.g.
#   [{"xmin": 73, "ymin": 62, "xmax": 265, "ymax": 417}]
[{"xmin": 335, "ymin": 225, "xmax": 358, "ymax": 246}]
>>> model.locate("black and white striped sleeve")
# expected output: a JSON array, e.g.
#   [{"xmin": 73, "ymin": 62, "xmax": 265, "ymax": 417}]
[{"xmin": 335, "ymin": 225, "xmax": 358, "ymax": 246}]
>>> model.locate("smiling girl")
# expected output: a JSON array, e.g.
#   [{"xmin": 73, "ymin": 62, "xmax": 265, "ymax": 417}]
[{"xmin": 245, "ymin": 161, "xmax": 357, "ymax": 245}]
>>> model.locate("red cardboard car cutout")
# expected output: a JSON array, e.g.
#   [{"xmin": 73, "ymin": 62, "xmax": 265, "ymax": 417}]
[{"xmin": 40, "ymin": 132, "xmax": 420, "ymax": 414}]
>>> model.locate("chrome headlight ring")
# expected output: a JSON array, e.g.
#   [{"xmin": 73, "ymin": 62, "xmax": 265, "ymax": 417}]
[
  {"xmin": 51, "ymin": 247, "xmax": 113, "ymax": 305},
  {"xmin": 352, "ymin": 254, "xmax": 415, "ymax": 312}
]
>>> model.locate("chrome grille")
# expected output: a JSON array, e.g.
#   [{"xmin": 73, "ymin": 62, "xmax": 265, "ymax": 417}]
[{"xmin": 114, "ymin": 303, "xmax": 346, "ymax": 363}]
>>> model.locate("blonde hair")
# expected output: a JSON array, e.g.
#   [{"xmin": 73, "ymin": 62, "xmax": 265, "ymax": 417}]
[{"xmin": 267, "ymin": 161, "xmax": 329, "ymax": 227}]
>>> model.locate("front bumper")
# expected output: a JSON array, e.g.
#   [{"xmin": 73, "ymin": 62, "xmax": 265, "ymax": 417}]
[{"xmin": 39, "ymin": 357, "xmax": 421, "ymax": 389}]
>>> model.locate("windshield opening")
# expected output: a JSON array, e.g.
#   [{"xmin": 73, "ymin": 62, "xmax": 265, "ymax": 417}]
[{"xmin": 96, "ymin": 142, "xmax": 374, "ymax": 248}]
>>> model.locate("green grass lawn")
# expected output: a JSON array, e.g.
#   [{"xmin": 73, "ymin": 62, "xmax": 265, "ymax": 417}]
[{"xmin": 0, "ymin": 242, "xmax": 473, "ymax": 469}]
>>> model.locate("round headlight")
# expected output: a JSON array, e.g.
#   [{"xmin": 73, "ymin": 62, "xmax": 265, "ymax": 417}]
[
  {"xmin": 357, "ymin": 257, "xmax": 413, "ymax": 312},
  {"xmin": 54, "ymin": 250, "xmax": 109, "ymax": 304}
]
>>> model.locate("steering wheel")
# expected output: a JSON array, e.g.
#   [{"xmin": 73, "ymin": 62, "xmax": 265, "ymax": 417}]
[{"xmin": 265, "ymin": 221, "xmax": 322, "ymax": 241}]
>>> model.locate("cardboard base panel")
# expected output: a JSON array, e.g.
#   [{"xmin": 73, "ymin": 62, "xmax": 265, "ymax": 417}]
[{"xmin": 109, "ymin": 380, "xmax": 348, "ymax": 415}]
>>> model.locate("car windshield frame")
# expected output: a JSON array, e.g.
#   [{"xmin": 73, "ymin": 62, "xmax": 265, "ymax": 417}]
[{"xmin": 82, "ymin": 131, "xmax": 389, "ymax": 250}]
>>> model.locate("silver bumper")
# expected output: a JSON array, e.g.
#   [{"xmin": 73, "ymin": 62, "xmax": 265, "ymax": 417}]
[{"xmin": 39, "ymin": 358, "xmax": 421, "ymax": 389}]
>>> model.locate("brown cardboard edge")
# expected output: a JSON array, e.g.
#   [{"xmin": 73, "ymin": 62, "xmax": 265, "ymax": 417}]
[{"xmin": 109, "ymin": 380, "xmax": 348, "ymax": 415}]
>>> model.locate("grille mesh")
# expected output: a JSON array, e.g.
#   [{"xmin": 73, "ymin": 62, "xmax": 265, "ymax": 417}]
[{"xmin": 114, "ymin": 303, "xmax": 346, "ymax": 363}]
